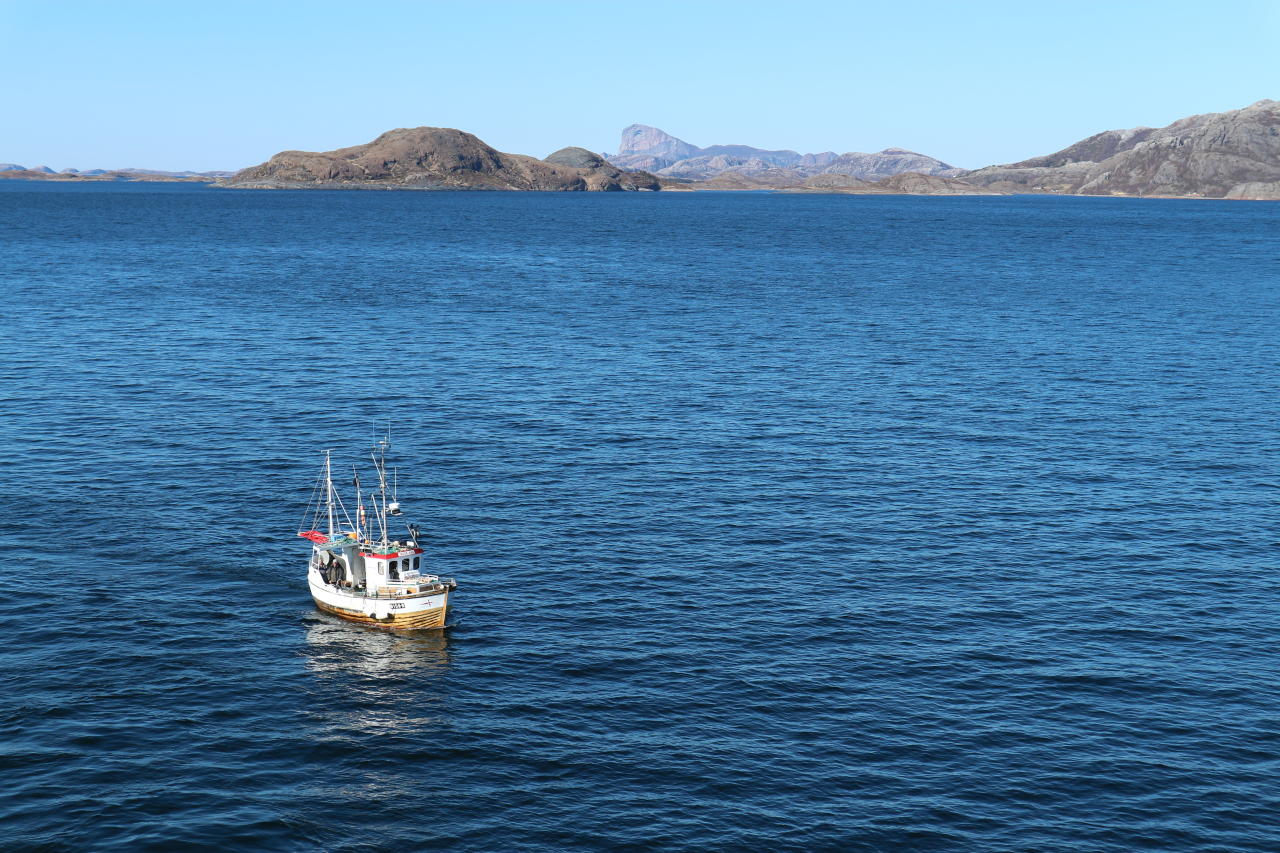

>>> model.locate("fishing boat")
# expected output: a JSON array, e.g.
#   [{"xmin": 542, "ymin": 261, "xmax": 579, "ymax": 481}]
[{"xmin": 299, "ymin": 439, "xmax": 455, "ymax": 629}]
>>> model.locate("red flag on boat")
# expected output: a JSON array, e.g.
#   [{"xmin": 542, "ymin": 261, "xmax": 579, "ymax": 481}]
[{"xmin": 298, "ymin": 530, "xmax": 329, "ymax": 544}]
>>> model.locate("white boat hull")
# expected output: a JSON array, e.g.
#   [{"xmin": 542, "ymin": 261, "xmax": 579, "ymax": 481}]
[{"xmin": 309, "ymin": 574, "xmax": 450, "ymax": 630}]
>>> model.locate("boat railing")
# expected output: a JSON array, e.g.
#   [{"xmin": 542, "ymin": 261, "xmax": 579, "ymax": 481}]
[{"xmin": 315, "ymin": 580, "xmax": 453, "ymax": 600}]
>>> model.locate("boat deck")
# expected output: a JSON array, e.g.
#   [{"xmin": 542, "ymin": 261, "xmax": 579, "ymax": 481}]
[{"xmin": 313, "ymin": 577, "xmax": 455, "ymax": 600}]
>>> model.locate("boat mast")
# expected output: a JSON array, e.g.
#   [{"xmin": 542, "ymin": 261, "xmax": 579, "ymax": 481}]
[
  {"xmin": 373, "ymin": 436, "xmax": 390, "ymax": 546},
  {"xmin": 324, "ymin": 449, "xmax": 335, "ymax": 540},
  {"xmin": 352, "ymin": 466, "xmax": 363, "ymax": 541}
]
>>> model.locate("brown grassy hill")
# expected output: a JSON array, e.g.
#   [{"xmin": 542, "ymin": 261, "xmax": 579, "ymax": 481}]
[{"xmin": 225, "ymin": 128, "xmax": 659, "ymax": 192}]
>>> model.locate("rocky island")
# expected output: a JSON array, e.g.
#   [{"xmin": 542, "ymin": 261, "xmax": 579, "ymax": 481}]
[{"xmin": 222, "ymin": 128, "xmax": 660, "ymax": 192}]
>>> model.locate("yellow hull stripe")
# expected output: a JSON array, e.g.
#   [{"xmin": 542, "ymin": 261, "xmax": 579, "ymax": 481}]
[{"xmin": 314, "ymin": 598, "xmax": 448, "ymax": 629}]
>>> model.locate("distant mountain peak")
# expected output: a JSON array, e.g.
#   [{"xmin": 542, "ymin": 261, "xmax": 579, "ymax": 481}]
[{"xmin": 617, "ymin": 124, "xmax": 700, "ymax": 160}]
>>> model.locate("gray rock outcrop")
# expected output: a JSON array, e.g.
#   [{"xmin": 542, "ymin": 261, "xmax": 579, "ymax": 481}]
[{"xmin": 964, "ymin": 100, "xmax": 1280, "ymax": 198}]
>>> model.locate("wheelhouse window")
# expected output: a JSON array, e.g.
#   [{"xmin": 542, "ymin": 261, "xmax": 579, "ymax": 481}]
[{"xmin": 413, "ymin": 557, "xmax": 420, "ymax": 569}]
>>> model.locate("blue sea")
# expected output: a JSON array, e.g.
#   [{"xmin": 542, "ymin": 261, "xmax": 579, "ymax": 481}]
[{"xmin": 1, "ymin": 182, "xmax": 1278, "ymax": 851}]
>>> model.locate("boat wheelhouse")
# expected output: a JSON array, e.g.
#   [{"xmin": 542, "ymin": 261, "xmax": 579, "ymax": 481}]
[{"xmin": 300, "ymin": 440, "xmax": 455, "ymax": 629}]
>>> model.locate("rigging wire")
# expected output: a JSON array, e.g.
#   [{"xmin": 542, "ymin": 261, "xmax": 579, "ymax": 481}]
[{"xmin": 296, "ymin": 464, "xmax": 326, "ymax": 534}]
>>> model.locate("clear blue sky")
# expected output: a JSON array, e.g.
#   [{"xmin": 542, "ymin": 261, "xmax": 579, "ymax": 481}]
[{"xmin": 3, "ymin": 0, "xmax": 1279, "ymax": 171}]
